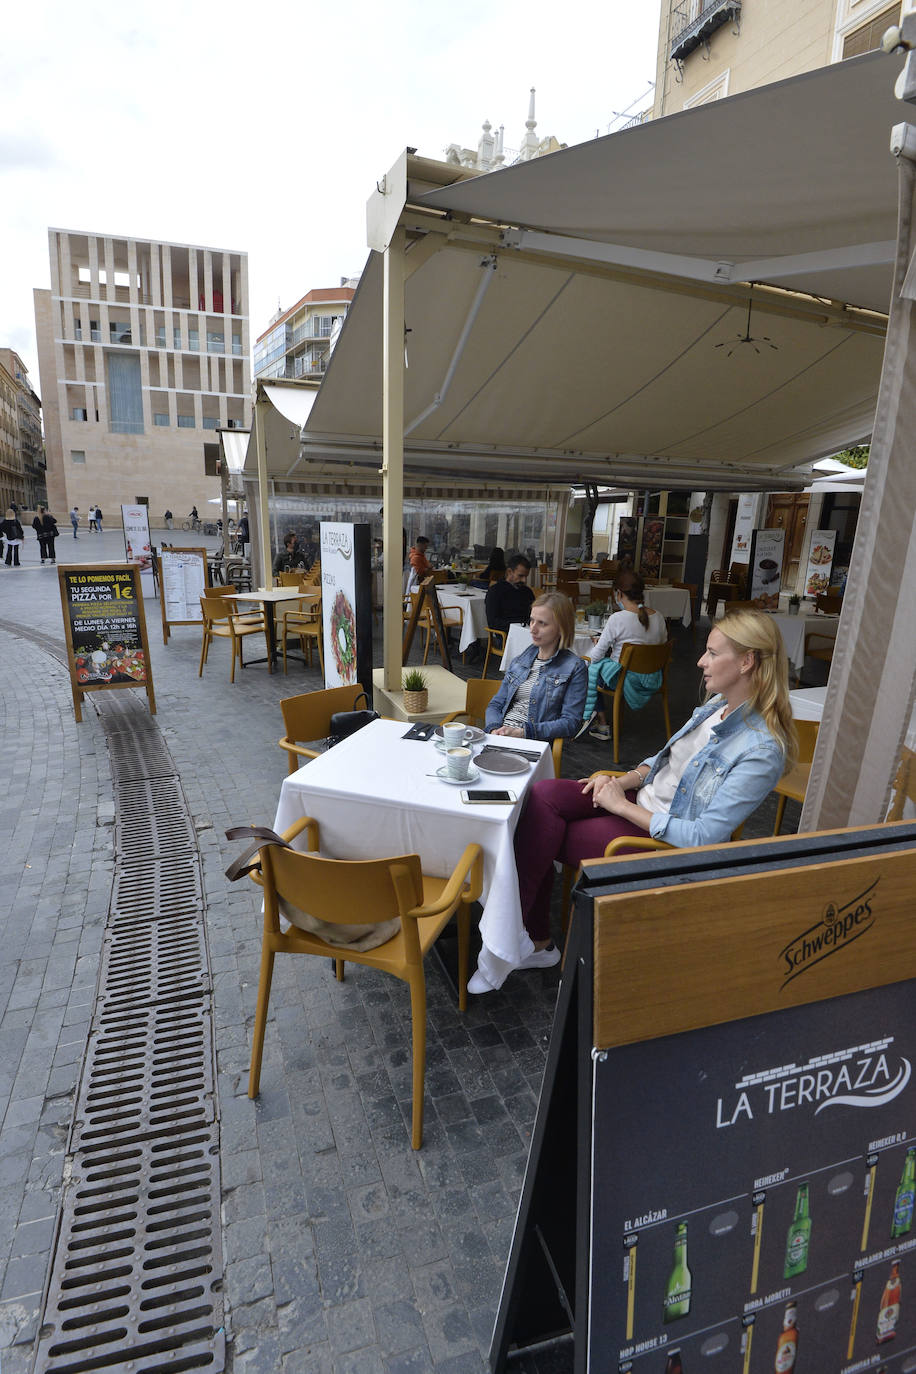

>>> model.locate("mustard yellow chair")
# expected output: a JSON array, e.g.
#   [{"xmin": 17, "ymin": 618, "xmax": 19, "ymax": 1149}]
[
  {"xmin": 772, "ymin": 719, "xmax": 819, "ymax": 834},
  {"xmin": 278, "ymin": 686, "xmax": 366, "ymax": 773},
  {"xmin": 247, "ymin": 816, "xmax": 483, "ymax": 1149},
  {"xmin": 198, "ymin": 594, "xmax": 269, "ymax": 683},
  {"xmin": 596, "ymin": 639, "xmax": 673, "ymax": 766}
]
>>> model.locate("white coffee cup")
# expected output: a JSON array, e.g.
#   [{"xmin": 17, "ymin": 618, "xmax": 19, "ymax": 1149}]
[
  {"xmin": 446, "ymin": 746, "xmax": 472, "ymax": 780},
  {"xmin": 442, "ymin": 723, "xmax": 466, "ymax": 748}
]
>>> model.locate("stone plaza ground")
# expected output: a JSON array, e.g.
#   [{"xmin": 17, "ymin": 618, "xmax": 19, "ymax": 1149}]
[{"xmin": 0, "ymin": 530, "xmax": 801, "ymax": 1372}]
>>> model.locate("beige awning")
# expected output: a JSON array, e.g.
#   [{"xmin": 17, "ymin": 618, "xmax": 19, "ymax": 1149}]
[{"xmin": 302, "ymin": 50, "xmax": 901, "ymax": 493}]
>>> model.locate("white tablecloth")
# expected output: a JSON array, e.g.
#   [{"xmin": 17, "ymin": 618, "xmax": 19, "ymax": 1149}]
[
  {"xmin": 499, "ymin": 622, "xmax": 594, "ymax": 670},
  {"xmin": 273, "ymin": 718, "xmax": 554, "ymax": 988},
  {"xmin": 436, "ymin": 588, "xmax": 488, "ymax": 653},
  {"xmin": 647, "ymin": 587, "xmax": 692, "ymax": 626},
  {"xmin": 772, "ymin": 613, "xmax": 839, "ymax": 673},
  {"xmin": 788, "ymin": 687, "xmax": 827, "ymax": 721}
]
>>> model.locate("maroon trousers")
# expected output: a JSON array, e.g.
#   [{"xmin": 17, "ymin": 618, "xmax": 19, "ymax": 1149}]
[{"xmin": 514, "ymin": 779, "xmax": 647, "ymax": 941}]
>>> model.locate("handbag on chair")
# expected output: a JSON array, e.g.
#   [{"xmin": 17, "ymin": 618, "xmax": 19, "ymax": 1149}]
[{"xmin": 326, "ymin": 690, "xmax": 379, "ymax": 748}]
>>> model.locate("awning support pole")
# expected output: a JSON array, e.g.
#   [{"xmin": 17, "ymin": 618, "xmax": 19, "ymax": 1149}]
[
  {"xmin": 254, "ymin": 394, "xmax": 271, "ymax": 589},
  {"xmin": 382, "ymin": 228, "xmax": 406, "ymax": 692}
]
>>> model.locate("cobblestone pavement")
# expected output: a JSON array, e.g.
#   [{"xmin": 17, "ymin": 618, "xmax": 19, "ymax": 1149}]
[{"xmin": 0, "ymin": 533, "xmax": 801, "ymax": 1371}]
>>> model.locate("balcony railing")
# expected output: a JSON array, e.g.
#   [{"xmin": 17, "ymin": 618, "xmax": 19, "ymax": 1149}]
[{"xmin": 670, "ymin": 0, "xmax": 741, "ymax": 64}]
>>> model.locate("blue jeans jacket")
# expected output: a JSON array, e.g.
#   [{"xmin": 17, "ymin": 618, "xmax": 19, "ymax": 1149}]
[
  {"xmin": 486, "ymin": 644, "xmax": 587, "ymax": 742},
  {"xmin": 641, "ymin": 697, "xmax": 786, "ymax": 847}
]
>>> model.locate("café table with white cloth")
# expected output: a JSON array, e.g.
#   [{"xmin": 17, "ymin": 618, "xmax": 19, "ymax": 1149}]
[
  {"xmin": 499, "ymin": 621, "xmax": 595, "ymax": 671},
  {"xmin": 646, "ymin": 586, "xmax": 692, "ymax": 627},
  {"xmin": 435, "ymin": 587, "xmax": 488, "ymax": 654},
  {"xmin": 273, "ymin": 718, "xmax": 554, "ymax": 990},
  {"xmin": 771, "ymin": 613, "xmax": 839, "ymax": 674},
  {"xmin": 788, "ymin": 686, "xmax": 827, "ymax": 721}
]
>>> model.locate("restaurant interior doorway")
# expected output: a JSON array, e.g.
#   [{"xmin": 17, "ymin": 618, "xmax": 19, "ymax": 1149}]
[{"xmin": 766, "ymin": 493, "xmax": 810, "ymax": 589}]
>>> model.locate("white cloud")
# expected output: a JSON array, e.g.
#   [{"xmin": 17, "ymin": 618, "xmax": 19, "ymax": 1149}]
[{"xmin": 1, "ymin": 0, "xmax": 661, "ymax": 393}]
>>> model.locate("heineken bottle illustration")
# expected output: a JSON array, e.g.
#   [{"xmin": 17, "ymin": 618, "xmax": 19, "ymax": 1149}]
[
  {"xmin": 663, "ymin": 1222, "xmax": 691, "ymax": 1323},
  {"xmin": 784, "ymin": 1183, "xmax": 811, "ymax": 1279},
  {"xmin": 892, "ymin": 1148, "xmax": 915, "ymax": 1238}
]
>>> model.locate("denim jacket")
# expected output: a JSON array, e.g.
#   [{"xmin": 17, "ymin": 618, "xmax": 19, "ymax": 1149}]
[
  {"xmin": 485, "ymin": 644, "xmax": 587, "ymax": 742},
  {"xmin": 641, "ymin": 696, "xmax": 785, "ymax": 848}
]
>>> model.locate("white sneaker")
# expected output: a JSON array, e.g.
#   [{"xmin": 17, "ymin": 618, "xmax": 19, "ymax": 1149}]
[
  {"xmin": 573, "ymin": 711, "xmax": 597, "ymax": 740},
  {"xmin": 468, "ymin": 969, "xmax": 497, "ymax": 995},
  {"xmin": 517, "ymin": 943, "xmax": 561, "ymax": 970}
]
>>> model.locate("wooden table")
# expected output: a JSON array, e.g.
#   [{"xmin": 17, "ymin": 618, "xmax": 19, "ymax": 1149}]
[
  {"xmin": 232, "ymin": 586, "xmax": 308, "ymax": 667},
  {"xmin": 372, "ymin": 665, "xmax": 469, "ymax": 724}
]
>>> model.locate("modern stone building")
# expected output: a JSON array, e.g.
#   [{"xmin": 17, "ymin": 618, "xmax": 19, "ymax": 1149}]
[
  {"xmin": 653, "ymin": 0, "xmax": 911, "ymax": 116},
  {"xmin": 253, "ymin": 282, "xmax": 357, "ymax": 384},
  {"xmin": 34, "ymin": 229, "xmax": 250, "ymax": 525},
  {"xmin": 0, "ymin": 348, "xmax": 44, "ymax": 512}
]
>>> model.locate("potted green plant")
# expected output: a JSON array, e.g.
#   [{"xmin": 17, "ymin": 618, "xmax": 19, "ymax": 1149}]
[
  {"xmin": 788, "ymin": 594, "xmax": 801, "ymax": 616},
  {"xmin": 402, "ymin": 668, "xmax": 429, "ymax": 714},
  {"xmin": 585, "ymin": 600, "xmax": 607, "ymax": 632}
]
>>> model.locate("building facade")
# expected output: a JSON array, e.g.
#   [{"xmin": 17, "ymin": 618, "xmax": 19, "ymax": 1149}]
[
  {"xmin": 653, "ymin": 0, "xmax": 913, "ymax": 117},
  {"xmin": 34, "ymin": 229, "xmax": 250, "ymax": 524},
  {"xmin": 254, "ymin": 283, "xmax": 357, "ymax": 384},
  {"xmin": 0, "ymin": 348, "xmax": 44, "ymax": 512}
]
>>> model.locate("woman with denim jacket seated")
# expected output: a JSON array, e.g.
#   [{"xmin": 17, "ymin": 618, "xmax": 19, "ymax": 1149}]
[
  {"xmin": 505, "ymin": 610, "xmax": 796, "ymax": 975},
  {"xmin": 485, "ymin": 592, "xmax": 587, "ymax": 742}
]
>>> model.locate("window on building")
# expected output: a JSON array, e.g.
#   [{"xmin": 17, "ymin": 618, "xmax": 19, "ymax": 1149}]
[
  {"xmin": 156, "ymin": 325, "xmax": 166, "ymax": 348},
  {"xmin": 71, "ymin": 450, "xmax": 86, "ymax": 463},
  {"xmin": 232, "ymin": 334, "xmax": 242, "ymax": 355},
  {"xmin": 107, "ymin": 353, "xmax": 144, "ymax": 434},
  {"xmin": 71, "ymin": 407, "xmax": 88, "ymax": 421},
  {"xmin": 843, "ymin": 3, "xmax": 900, "ymax": 56},
  {"xmin": 110, "ymin": 320, "xmax": 132, "ymax": 345},
  {"xmin": 177, "ymin": 414, "xmax": 195, "ymax": 428},
  {"xmin": 188, "ymin": 329, "xmax": 199, "ymax": 351},
  {"xmin": 74, "ymin": 318, "xmax": 82, "ymax": 341},
  {"xmin": 202, "ymin": 416, "xmax": 218, "ymax": 430},
  {"xmin": 90, "ymin": 322, "xmax": 101, "ymax": 342},
  {"xmin": 153, "ymin": 412, "xmax": 170, "ymax": 426},
  {"xmin": 174, "ymin": 326, "xmax": 182, "ymax": 350},
  {"xmin": 207, "ymin": 332, "xmax": 225, "ymax": 354}
]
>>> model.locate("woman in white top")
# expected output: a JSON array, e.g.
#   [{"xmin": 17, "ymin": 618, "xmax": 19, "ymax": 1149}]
[{"xmin": 579, "ymin": 570, "xmax": 667, "ymax": 741}]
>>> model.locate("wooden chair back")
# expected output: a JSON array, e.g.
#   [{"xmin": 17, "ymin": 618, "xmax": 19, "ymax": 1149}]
[
  {"xmin": 772, "ymin": 719, "xmax": 820, "ymax": 833},
  {"xmin": 598, "ymin": 640, "xmax": 673, "ymax": 766},
  {"xmin": 264, "ymin": 844, "xmax": 424, "ymax": 943},
  {"xmin": 815, "ymin": 593, "xmax": 842, "ymax": 615},
  {"xmin": 276, "ymin": 571, "xmax": 302, "ymax": 587},
  {"xmin": 278, "ymin": 686, "xmax": 367, "ymax": 772}
]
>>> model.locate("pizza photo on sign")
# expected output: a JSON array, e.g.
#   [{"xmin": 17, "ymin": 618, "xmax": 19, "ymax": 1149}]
[{"xmin": 810, "ymin": 543, "xmax": 833, "ymax": 565}]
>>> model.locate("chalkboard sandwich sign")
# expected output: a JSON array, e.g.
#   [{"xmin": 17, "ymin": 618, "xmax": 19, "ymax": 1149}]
[{"xmin": 58, "ymin": 563, "xmax": 156, "ymax": 721}]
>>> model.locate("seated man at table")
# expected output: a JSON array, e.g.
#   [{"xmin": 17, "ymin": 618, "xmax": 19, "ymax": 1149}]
[
  {"xmin": 408, "ymin": 534, "xmax": 433, "ymax": 583},
  {"xmin": 272, "ymin": 531, "xmax": 309, "ymax": 576},
  {"xmin": 485, "ymin": 555, "xmax": 535, "ymax": 634}
]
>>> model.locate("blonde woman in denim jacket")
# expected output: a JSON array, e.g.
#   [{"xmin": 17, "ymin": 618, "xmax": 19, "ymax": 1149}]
[
  {"xmin": 485, "ymin": 593, "xmax": 587, "ymax": 742},
  {"xmin": 503, "ymin": 610, "xmax": 796, "ymax": 977}
]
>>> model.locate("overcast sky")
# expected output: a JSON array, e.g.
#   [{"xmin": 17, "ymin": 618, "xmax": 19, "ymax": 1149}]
[{"xmin": 2, "ymin": 0, "xmax": 661, "ymax": 395}]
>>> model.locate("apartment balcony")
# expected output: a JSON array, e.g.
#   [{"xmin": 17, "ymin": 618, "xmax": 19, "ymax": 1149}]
[
  {"xmin": 670, "ymin": 0, "xmax": 741, "ymax": 64},
  {"xmin": 294, "ymin": 354, "xmax": 328, "ymax": 379}
]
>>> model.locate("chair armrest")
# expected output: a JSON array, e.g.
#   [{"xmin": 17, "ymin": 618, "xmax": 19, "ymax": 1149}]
[
  {"xmin": 604, "ymin": 836, "xmax": 674, "ymax": 858},
  {"xmin": 278, "ymin": 736, "xmax": 320, "ymax": 762},
  {"xmin": 412, "ymin": 843, "xmax": 484, "ymax": 916},
  {"xmin": 588, "ymin": 769, "xmax": 627, "ymax": 779},
  {"xmin": 278, "ymin": 814, "xmax": 320, "ymax": 850}
]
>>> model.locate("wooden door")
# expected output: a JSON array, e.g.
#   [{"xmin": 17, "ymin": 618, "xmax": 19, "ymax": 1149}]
[{"xmin": 765, "ymin": 494, "xmax": 809, "ymax": 589}]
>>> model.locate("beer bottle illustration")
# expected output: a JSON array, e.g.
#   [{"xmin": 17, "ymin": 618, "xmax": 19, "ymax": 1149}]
[
  {"xmin": 774, "ymin": 1302, "xmax": 798, "ymax": 1372},
  {"xmin": 665, "ymin": 1350, "xmax": 684, "ymax": 1374},
  {"xmin": 876, "ymin": 1260, "xmax": 901, "ymax": 1344},
  {"xmin": 892, "ymin": 1148, "xmax": 916, "ymax": 1238},
  {"xmin": 664, "ymin": 1222, "xmax": 691, "ymax": 1323},
  {"xmin": 784, "ymin": 1183, "xmax": 811, "ymax": 1278}
]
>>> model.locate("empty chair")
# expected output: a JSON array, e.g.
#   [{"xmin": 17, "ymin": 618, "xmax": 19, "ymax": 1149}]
[
  {"xmin": 771, "ymin": 719, "xmax": 819, "ymax": 834},
  {"xmin": 247, "ymin": 817, "xmax": 483, "ymax": 1148},
  {"xmin": 440, "ymin": 678, "xmax": 501, "ymax": 728},
  {"xmin": 278, "ymin": 686, "xmax": 367, "ymax": 772},
  {"xmin": 198, "ymin": 594, "xmax": 270, "ymax": 683}
]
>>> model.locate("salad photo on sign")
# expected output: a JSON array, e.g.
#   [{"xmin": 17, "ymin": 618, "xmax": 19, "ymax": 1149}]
[{"xmin": 330, "ymin": 589, "xmax": 357, "ymax": 684}]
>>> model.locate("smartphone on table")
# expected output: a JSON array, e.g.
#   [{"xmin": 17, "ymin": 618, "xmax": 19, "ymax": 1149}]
[{"xmin": 460, "ymin": 789, "xmax": 516, "ymax": 804}]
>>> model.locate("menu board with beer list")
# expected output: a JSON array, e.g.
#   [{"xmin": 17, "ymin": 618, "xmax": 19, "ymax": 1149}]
[
  {"xmin": 490, "ymin": 824, "xmax": 916, "ymax": 1374},
  {"xmin": 592, "ymin": 982, "xmax": 916, "ymax": 1373},
  {"xmin": 58, "ymin": 564, "xmax": 156, "ymax": 720}
]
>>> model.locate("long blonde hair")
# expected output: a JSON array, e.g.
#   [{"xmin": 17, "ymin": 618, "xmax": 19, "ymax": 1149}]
[
  {"xmin": 717, "ymin": 610, "xmax": 798, "ymax": 770},
  {"xmin": 532, "ymin": 591, "xmax": 576, "ymax": 650}
]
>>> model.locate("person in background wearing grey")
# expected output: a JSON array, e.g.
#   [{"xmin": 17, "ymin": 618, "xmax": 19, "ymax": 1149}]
[
  {"xmin": 32, "ymin": 506, "xmax": 59, "ymax": 563},
  {"xmin": 70, "ymin": 506, "xmax": 80, "ymax": 538}
]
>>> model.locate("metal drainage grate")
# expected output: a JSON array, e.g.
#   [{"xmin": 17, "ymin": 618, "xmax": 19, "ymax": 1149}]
[
  {"xmin": 112, "ymin": 857, "xmax": 203, "ymax": 921},
  {"xmin": 36, "ymin": 1133, "xmax": 224, "ymax": 1374},
  {"xmin": 95, "ymin": 918, "xmax": 210, "ymax": 1012},
  {"xmin": 36, "ymin": 696, "xmax": 225, "ymax": 1373},
  {"xmin": 115, "ymin": 778, "xmax": 197, "ymax": 862}
]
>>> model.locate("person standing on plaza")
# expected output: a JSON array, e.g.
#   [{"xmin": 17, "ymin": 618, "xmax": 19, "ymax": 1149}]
[
  {"xmin": 87, "ymin": 505, "xmax": 98, "ymax": 533},
  {"xmin": 70, "ymin": 506, "xmax": 80, "ymax": 539},
  {"xmin": 236, "ymin": 511, "xmax": 250, "ymax": 554},
  {"xmin": 32, "ymin": 506, "xmax": 59, "ymax": 563},
  {"xmin": 94, "ymin": 505, "xmax": 103, "ymax": 534},
  {"xmin": 0, "ymin": 509, "xmax": 24, "ymax": 566},
  {"xmin": 164, "ymin": 509, "xmax": 173, "ymax": 530}
]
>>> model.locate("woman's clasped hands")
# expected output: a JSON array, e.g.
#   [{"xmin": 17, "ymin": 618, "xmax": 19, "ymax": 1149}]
[{"xmin": 580, "ymin": 773, "xmax": 629, "ymax": 814}]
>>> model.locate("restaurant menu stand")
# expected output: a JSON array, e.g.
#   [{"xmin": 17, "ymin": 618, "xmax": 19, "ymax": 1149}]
[
  {"xmin": 491, "ymin": 822, "xmax": 916, "ymax": 1373},
  {"xmin": 402, "ymin": 575, "xmax": 453, "ymax": 672},
  {"xmin": 156, "ymin": 546, "xmax": 209, "ymax": 644},
  {"xmin": 58, "ymin": 563, "xmax": 156, "ymax": 721}
]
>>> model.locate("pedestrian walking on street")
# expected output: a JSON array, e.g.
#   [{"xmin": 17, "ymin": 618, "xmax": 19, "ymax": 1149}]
[
  {"xmin": 88, "ymin": 505, "xmax": 98, "ymax": 533},
  {"xmin": 95, "ymin": 505, "xmax": 104, "ymax": 533},
  {"xmin": 164, "ymin": 509, "xmax": 173, "ymax": 530},
  {"xmin": 32, "ymin": 506, "xmax": 59, "ymax": 563},
  {"xmin": 70, "ymin": 506, "xmax": 80, "ymax": 538},
  {"xmin": 0, "ymin": 508, "xmax": 24, "ymax": 566}
]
